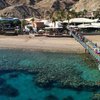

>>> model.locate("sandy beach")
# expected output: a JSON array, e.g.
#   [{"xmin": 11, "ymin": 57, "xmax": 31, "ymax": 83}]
[
  {"xmin": 86, "ymin": 35, "xmax": 100, "ymax": 46},
  {"xmin": 0, "ymin": 35, "xmax": 85, "ymax": 53},
  {"xmin": 0, "ymin": 35, "xmax": 99, "ymax": 53}
]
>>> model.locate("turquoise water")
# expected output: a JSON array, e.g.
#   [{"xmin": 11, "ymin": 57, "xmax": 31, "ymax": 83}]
[
  {"xmin": 0, "ymin": 72, "xmax": 93, "ymax": 100},
  {"xmin": 0, "ymin": 49, "xmax": 99, "ymax": 100}
]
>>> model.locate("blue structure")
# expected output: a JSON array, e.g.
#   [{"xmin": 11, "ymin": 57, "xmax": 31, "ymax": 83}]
[{"xmin": 0, "ymin": 17, "xmax": 21, "ymax": 34}]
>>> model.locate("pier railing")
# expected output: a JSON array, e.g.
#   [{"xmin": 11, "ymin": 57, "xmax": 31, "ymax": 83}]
[{"xmin": 71, "ymin": 32, "xmax": 100, "ymax": 64}]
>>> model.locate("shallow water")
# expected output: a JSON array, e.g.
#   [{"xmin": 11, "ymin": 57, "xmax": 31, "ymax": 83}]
[
  {"xmin": 0, "ymin": 71, "xmax": 93, "ymax": 100},
  {"xmin": 0, "ymin": 49, "xmax": 99, "ymax": 100}
]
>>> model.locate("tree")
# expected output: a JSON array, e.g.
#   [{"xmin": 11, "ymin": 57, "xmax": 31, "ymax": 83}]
[
  {"xmin": 77, "ymin": 9, "xmax": 88, "ymax": 17},
  {"xmin": 93, "ymin": 8, "xmax": 100, "ymax": 18},
  {"xmin": 21, "ymin": 19, "xmax": 27, "ymax": 28},
  {"xmin": 51, "ymin": 10, "xmax": 67, "ymax": 21}
]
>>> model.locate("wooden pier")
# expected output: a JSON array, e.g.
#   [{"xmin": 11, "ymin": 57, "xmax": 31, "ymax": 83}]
[{"xmin": 71, "ymin": 32, "xmax": 100, "ymax": 70}]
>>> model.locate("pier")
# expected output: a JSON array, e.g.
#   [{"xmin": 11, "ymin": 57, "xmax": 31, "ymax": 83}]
[{"xmin": 69, "ymin": 29, "xmax": 100, "ymax": 70}]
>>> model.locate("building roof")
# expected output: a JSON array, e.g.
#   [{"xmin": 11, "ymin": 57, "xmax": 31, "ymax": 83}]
[
  {"xmin": 69, "ymin": 18, "xmax": 98, "ymax": 23},
  {"xmin": 63, "ymin": 18, "xmax": 99, "ymax": 23},
  {"xmin": 78, "ymin": 23, "xmax": 100, "ymax": 28}
]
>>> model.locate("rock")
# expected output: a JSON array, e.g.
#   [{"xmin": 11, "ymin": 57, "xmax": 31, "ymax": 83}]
[
  {"xmin": 45, "ymin": 94, "xmax": 58, "ymax": 100},
  {"xmin": 0, "ymin": 0, "xmax": 78, "ymax": 18},
  {"xmin": 63, "ymin": 96, "xmax": 74, "ymax": 100},
  {"xmin": 0, "ymin": 84, "xmax": 19, "ymax": 97},
  {"xmin": 9, "ymin": 73, "xmax": 19, "ymax": 78},
  {"xmin": 0, "ymin": 78, "xmax": 6, "ymax": 86},
  {"xmin": 92, "ymin": 93, "xmax": 100, "ymax": 100}
]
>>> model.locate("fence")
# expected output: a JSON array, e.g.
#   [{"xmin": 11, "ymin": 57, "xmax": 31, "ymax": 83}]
[{"xmin": 71, "ymin": 33, "xmax": 100, "ymax": 63}]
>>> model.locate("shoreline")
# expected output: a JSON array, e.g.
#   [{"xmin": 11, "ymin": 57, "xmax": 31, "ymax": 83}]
[
  {"xmin": 0, "ymin": 35, "xmax": 85, "ymax": 53},
  {"xmin": 1, "ymin": 35, "xmax": 100, "ymax": 53},
  {"xmin": 0, "ymin": 47, "xmax": 85, "ymax": 54}
]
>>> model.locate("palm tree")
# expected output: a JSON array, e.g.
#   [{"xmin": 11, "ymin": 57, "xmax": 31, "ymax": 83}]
[
  {"xmin": 93, "ymin": 8, "xmax": 100, "ymax": 18},
  {"xmin": 51, "ymin": 10, "xmax": 67, "ymax": 21},
  {"xmin": 21, "ymin": 19, "xmax": 27, "ymax": 28}
]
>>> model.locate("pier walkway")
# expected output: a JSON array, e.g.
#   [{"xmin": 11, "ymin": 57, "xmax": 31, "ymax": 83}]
[{"xmin": 70, "ymin": 30, "xmax": 100, "ymax": 70}]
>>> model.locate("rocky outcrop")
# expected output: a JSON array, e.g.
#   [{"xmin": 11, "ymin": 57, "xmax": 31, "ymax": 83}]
[
  {"xmin": 0, "ymin": 0, "xmax": 78, "ymax": 18},
  {"xmin": 0, "ymin": 0, "xmax": 100, "ymax": 18},
  {"xmin": 0, "ymin": 4, "xmax": 41, "ymax": 18},
  {"xmin": 36, "ymin": 0, "xmax": 77, "ymax": 10},
  {"xmin": 0, "ymin": 0, "xmax": 8, "ymax": 10},
  {"xmin": 5, "ymin": 0, "xmax": 35, "ymax": 5},
  {"xmin": 73, "ymin": 0, "xmax": 100, "ymax": 12}
]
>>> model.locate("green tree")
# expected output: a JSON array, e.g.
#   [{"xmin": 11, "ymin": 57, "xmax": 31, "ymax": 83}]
[
  {"xmin": 21, "ymin": 20, "xmax": 27, "ymax": 28},
  {"xmin": 77, "ymin": 9, "xmax": 88, "ymax": 17},
  {"xmin": 93, "ymin": 8, "xmax": 100, "ymax": 18},
  {"xmin": 51, "ymin": 10, "xmax": 67, "ymax": 21}
]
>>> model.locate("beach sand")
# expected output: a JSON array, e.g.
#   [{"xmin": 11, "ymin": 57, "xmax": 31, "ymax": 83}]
[
  {"xmin": 0, "ymin": 35, "xmax": 85, "ymax": 53},
  {"xmin": 0, "ymin": 35, "xmax": 99, "ymax": 53},
  {"xmin": 86, "ymin": 35, "xmax": 100, "ymax": 46}
]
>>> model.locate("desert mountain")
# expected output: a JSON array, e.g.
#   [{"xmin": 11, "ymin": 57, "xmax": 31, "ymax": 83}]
[
  {"xmin": 0, "ymin": 0, "xmax": 100, "ymax": 18},
  {"xmin": 73, "ymin": 0, "xmax": 100, "ymax": 12},
  {"xmin": 0, "ymin": 0, "xmax": 77, "ymax": 18}
]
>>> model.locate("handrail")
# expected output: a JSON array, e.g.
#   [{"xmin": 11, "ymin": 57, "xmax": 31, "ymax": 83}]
[{"xmin": 71, "ymin": 33, "xmax": 100, "ymax": 62}]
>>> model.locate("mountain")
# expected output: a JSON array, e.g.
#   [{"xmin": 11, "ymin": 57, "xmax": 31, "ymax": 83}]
[
  {"xmin": 0, "ymin": 0, "xmax": 8, "ymax": 10},
  {"xmin": 4, "ymin": 0, "xmax": 35, "ymax": 5},
  {"xmin": 36, "ymin": 0, "xmax": 76, "ymax": 10},
  {"xmin": 0, "ymin": 0, "xmax": 39, "ymax": 18},
  {"xmin": 0, "ymin": 0, "xmax": 77, "ymax": 18},
  {"xmin": 73, "ymin": 0, "xmax": 100, "ymax": 12},
  {"xmin": 0, "ymin": 0, "xmax": 100, "ymax": 18}
]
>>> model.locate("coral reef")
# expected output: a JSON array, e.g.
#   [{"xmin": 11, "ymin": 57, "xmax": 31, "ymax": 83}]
[
  {"xmin": 0, "ymin": 49, "xmax": 100, "ymax": 94},
  {"xmin": 0, "ymin": 84, "xmax": 19, "ymax": 97},
  {"xmin": 45, "ymin": 94, "xmax": 58, "ymax": 100},
  {"xmin": 63, "ymin": 96, "xmax": 74, "ymax": 100}
]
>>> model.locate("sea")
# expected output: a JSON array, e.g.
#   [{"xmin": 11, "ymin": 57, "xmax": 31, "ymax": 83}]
[{"xmin": 0, "ymin": 49, "xmax": 100, "ymax": 100}]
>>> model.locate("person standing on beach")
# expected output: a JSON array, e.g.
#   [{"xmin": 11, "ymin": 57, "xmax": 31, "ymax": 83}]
[{"xmin": 31, "ymin": 18, "xmax": 37, "ymax": 34}]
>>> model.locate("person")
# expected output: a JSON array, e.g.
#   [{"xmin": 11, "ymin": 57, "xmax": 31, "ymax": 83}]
[
  {"xmin": 93, "ymin": 43, "xmax": 97, "ymax": 49},
  {"xmin": 94, "ymin": 43, "xmax": 97, "ymax": 47},
  {"xmin": 32, "ymin": 21, "xmax": 37, "ymax": 33},
  {"xmin": 93, "ymin": 43, "xmax": 97, "ymax": 53},
  {"xmin": 15, "ymin": 26, "xmax": 20, "ymax": 34},
  {"xmin": 96, "ymin": 48, "xmax": 100, "ymax": 54},
  {"xmin": 31, "ymin": 18, "xmax": 37, "ymax": 34}
]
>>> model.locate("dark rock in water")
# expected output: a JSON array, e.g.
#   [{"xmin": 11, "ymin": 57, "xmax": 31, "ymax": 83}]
[
  {"xmin": 0, "ymin": 84, "xmax": 19, "ymax": 97},
  {"xmin": 63, "ymin": 96, "xmax": 74, "ymax": 100},
  {"xmin": 34, "ymin": 72, "xmax": 56, "ymax": 89},
  {"xmin": 45, "ymin": 94, "xmax": 58, "ymax": 100},
  {"xmin": 28, "ymin": 98, "xmax": 33, "ymax": 100},
  {"xmin": 35, "ymin": 78, "xmax": 53, "ymax": 89},
  {"xmin": 9, "ymin": 73, "xmax": 19, "ymax": 78},
  {"xmin": 0, "ymin": 78, "xmax": 6, "ymax": 85}
]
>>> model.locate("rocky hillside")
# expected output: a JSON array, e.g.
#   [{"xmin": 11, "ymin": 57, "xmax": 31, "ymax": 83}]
[
  {"xmin": 73, "ymin": 0, "xmax": 100, "ymax": 12},
  {"xmin": 0, "ymin": 0, "xmax": 100, "ymax": 18},
  {"xmin": 36, "ymin": 0, "xmax": 76, "ymax": 10},
  {"xmin": 0, "ymin": 0, "xmax": 39, "ymax": 18},
  {"xmin": 0, "ymin": 0, "xmax": 78, "ymax": 18}
]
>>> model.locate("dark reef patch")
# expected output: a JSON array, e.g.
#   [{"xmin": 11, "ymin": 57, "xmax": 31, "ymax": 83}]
[
  {"xmin": 45, "ymin": 94, "xmax": 58, "ymax": 100},
  {"xmin": 0, "ymin": 84, "xmax": 19, "ymax": 97},
  {"xmin": 9, "ymin": 73, "xmax": 19, "ymax": 79},
  {"xmin": 63, "ymin": 96, "xmax": 74, "ymax": 100},
  {"xmin": 0, "ymin": 78, "xmax": 6, "ymax": 86}
]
